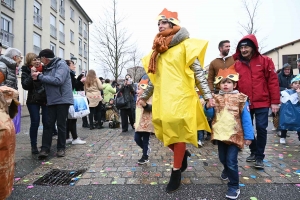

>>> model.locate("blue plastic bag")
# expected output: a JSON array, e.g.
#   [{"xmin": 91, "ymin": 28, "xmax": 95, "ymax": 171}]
[{"xmin": 12, "ymin": 105, "xmax": 21, "ymax": 134}]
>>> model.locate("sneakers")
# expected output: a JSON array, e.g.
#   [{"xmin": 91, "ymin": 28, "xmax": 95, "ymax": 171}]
[
  {"xmin": 66, "ymin": 138, "xmax": 73, "ymax": 144},
  {"xmin": 38, "ymin": 150, "xmax": 49, "ymax": 159},
  {"xmin": 226, "ymin": 188, "xmax": 240, "ymax": 199},
  {"xmin": 254, "ymin": 159, "xmax": 264, "ymax": 169},
  {"xmin": 246, "ymin": 154, "xmax": 256, "ymax": 162},
  {"xmin": 57, "ymin": 149, "xmax": 65, "ymax": 157},
  {"xmin": 72, "ymin": 138, "xmax": 86, "ymax": 145},
  {"xmin": 220, "ymin": 170, "xmax": 228, "ymax": 181},
  {"xmin": 280, "ymin": 138, "xmax": 286, "ymax": 144},
  {"xmin": 198, "ymin": 140, "xmax": 203, "ymax": 147},
  {"xmin": 138, "ymin": 156, "xmax": 149, "ymax": 165}
]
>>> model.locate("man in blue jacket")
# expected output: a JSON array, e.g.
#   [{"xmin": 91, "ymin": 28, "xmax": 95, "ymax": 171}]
[{"xmin": 32, "ymin": 49, "xmax": 73, "ymax": 158}]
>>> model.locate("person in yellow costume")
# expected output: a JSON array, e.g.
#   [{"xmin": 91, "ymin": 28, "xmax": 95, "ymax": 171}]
[{"xmin": 140, "ymin": 8, "xmax": 214, "ymax": 193}]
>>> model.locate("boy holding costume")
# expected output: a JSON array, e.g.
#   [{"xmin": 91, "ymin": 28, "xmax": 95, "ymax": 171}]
[
  {"xmin": 278, "ymin": 74, "xmax": 300, "ymax": 144},
  {"xmin": 205, "ymin": 65, "xmax": 254, "ymax": 200}
]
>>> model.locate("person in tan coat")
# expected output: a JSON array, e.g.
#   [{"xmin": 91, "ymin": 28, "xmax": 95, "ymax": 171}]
[
  {"xmin": 207, "ymin": 40, "xmax": 235, "ymax": 93},
  {"xmin": 84, "ymin": 69, "xmax": 103, "ymax": 129}
]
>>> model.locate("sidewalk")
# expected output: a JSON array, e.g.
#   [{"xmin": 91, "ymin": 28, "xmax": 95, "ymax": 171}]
[{"xmin": 9, "ymin": 115, "xmax": 300, "ymax": 199}]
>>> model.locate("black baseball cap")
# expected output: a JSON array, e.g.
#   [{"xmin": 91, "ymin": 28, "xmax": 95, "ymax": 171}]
[{"xmin": 38, "ymin": 49, "xmax": 55, "ymax": 58}]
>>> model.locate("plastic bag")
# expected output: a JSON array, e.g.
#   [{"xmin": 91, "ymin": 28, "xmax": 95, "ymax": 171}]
[
  {"xmin": 12, "ymin": 105, "xmax": 21, "ymax": 133},
  {"xmin": 68, "ymin": 92, "xmax": 90, "ymax": 119}
]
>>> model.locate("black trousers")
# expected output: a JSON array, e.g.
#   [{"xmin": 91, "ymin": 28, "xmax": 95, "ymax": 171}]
[
  {"xmin": 66, "ymin": 119, "xmax": 78, "ymax": 140},
  {"xmin": 41, "ymin": 104, "xmax": 69, "ymax": 151},
  {"xmin": 89, "ymin": 102, "xmax": 102, "ymax": 126},
  {"xmin": 120, "ymin": 108, "xmax": 134, "ymax": 131}
]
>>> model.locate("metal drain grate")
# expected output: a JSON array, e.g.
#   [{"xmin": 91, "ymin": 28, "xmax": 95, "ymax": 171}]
[{"xmin": 33, "ymin": 169, "xmax": 86, "ymax": 186}]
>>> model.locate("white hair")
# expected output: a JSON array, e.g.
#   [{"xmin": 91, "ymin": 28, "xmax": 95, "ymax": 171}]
[{"xmin": 4, "ymin": 47, "xmax": 22, "ymax": 58}]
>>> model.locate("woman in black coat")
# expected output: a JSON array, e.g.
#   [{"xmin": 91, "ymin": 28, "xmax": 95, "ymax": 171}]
[{"xmin": 21, "ymin": 53, "xmax": 47, "ymax": 154}]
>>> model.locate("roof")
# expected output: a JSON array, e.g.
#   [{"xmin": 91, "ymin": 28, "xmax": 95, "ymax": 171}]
[
  {"xmin": 72, "ymin": 0, "xmax": 93, "ymax": 23},
  {"xmin": 263, "ymin": 38, "xmax": 300, "ymax": 55}
]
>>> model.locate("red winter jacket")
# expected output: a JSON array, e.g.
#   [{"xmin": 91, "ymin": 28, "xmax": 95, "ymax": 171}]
[{"xmin": 233, "ymin": 34, "xmax": 280, "ymax": 109}]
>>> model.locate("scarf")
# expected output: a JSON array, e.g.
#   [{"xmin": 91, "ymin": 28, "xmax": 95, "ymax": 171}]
[
  {"xmin": 29, "ymin": 64, "xmax": 43, "ymax": 72},
  {"xmin": 148, "ymin": 26, "xmax": 181, "ymax": 74},
  {"xmin": 219, "ymin": 90, "xmax": 239, "ymax": 95}
]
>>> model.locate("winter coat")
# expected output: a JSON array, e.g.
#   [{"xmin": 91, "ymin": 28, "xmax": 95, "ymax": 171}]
[
  {"xmin": 233, "ymin": 34, "xmax": 280, "ymax": 109},
  {"xmin": 0, "ymin": 55, "xmax": 18, "ymax": 90},
  {"xmin": 84, "ymin": 78, "xmax": 103, "ymax": 107},
  {"xmin": 70, "ymin": 71, "xmax": 81, "ymax": 91},
  {"xmin": 118, "ymin": 84, "xmax": 134, "ymax": 110},
  {"xmin": 103, "ymin": 83, "xmax": 116, "ymax": 103},
  {"xmin": 21, "ymin": 65, "xmax": 47, "ymax": 105},
  {"xmin": 208, "ymin": 55, "xmax": 235, "ymax": 91},
  {"xmin": 37, "ymin": 58, "xmax": 73, "ymax": 106},
  {"xmin": 76, "ymin": 74, "xmax": 85, "ymax": 91},
  {"xmin": 278, "ymin": 64, "xmax": 295, "ymax": 92}
]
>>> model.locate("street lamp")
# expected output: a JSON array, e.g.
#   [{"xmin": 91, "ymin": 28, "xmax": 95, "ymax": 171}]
[{"xmin": 71, "ymin": 56, "xmax": 77, "ymax": 64}]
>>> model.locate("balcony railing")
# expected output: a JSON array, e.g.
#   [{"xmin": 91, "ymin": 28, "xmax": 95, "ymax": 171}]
[
  {"xmin": 79, "ymin": 26, "xmax": 82, "ymax": 35},
  {"xmin": 83, "ymin": 30, "xmax": 87, "ymax": 39},
  {"xmin": 0, "ymin": 29, "xmax": 14, "ymax": 47},
  {"xmin": 2, "ymin": 0, "xmax": 14, "ymax": 10},
  {"xmin": 33, "ymin": 13, "xmax": 42, "ymax": 28},
  {"xmin": 51, "ymin": 0, "xmax": 57, "ymax": 10},
  {"xmin": 59, "ymin": 31, "xmax": 65, "ymax": 44},
  {"xmin": 59, "ymin": 6, "xmax": 65, "ymax": 18},
  {"xmin": 79, "ymin": 46, "xmax": 82, "ymax": 56},
  {"xmin": 50, "ymin": 25, "xmax": 57, "ymax": 38},
  {"xmin": 33, "ymin": 45, "xmax": 41, "ymax": 55},
  {"xmin": 84, "ymin": 50, "xmax": 87, "ymax": 58}
]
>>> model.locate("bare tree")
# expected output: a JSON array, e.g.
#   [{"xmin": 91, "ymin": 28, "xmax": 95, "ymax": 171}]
[
  {"xmin": 238, "ymin": 0, "xmax": 267, "ymax": 52},
  {"xmin": 127, "ymin": 46, "xmax": 144, "ymax": 82},
  {"xmin": 91, "ymin": 0, "xmax": 133, "ymax": 81}
]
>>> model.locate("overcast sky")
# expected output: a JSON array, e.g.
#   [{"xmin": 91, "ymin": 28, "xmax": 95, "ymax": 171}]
[{"xmin": 77, "ymin": 0, "xmax": 300, "ymax": 78}]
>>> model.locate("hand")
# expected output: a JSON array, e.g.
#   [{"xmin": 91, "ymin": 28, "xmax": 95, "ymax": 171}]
[
  {"xmin": 296, "ymin": 88, "xmax": 300, "ymax": 93},
  {"xmin": 207, "ymin": 98, "xmax": 215, "ymax": 108},
  {"xmin": 271, "ymin": 104, "xmax": 279, "ymax": 113},
  {"xmin": 138, "ymin": 99, "xmax": 147, "ymax": 107},
  {"xmin": 31, "ymin": 72, "xmax": 40, "ymax": 80},
  {"xmin": 81, "ymin": 77, "xmax": 86, "ymax": 82},
  {"xmin": 31, "ymin": 67, "xmax": 37, "ymax": 74},
  {"xmin": 244, "ymin": 140, "xmax": 252, "ymax": 146}
]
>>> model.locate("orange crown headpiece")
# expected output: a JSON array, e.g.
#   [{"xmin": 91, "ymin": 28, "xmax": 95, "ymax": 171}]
[
  {"xmin": 214, "ymin": 65, "xmax": 239, "ymax": 84},
  {"xmin": 138, "ymin": 74, "xmax": 150, "ymax": 90},
  {"xmin": 157, "ymin": 8, "xmax": 180, "ymax": 26}
]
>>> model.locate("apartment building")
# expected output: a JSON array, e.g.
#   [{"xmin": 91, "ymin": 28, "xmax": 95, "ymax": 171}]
[{"xmin": 0, "ymin": 0, "xmax": 92, "ymax": 104}]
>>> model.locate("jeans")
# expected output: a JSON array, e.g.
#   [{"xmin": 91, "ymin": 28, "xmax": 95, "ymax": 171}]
[
  {"xmin": 197, "ymin": 130, "xmax": 204, "ymax": 141},
  {"xmin": 134, "ymin": 131, "xmax": 150, "ymax": 158},
  {"xmin": 66, "ymin": 119, "xmax": 78, "ymax": 140},
  {"xmin": 218, "ymin": 141, "xmax": 239, "ymax": 190},
  {"xmin": 281, "ymin": 130, "xmax": 300, "ymax": 140},
  {"xmin": 27, "ymin": 103, "xmax": 48, "ymax": 148},
  {"xmin": 41, "ymin": 104, "xmax": 69, "ymax": 151},
  {"xmin": 120, "ymin": 108, "xmax": 134, "ymax": 131},
  {"xmin": 249, "ymin": 108, "xmax": 269, "ymax": 160}
]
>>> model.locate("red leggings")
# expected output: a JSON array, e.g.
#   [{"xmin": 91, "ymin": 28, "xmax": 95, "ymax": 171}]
[{"xmin": 168, "ymin": 142, "xmax": 186, "ymax": 168}]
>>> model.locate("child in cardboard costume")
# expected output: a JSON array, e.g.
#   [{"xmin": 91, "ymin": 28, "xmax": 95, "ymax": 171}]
[{"xmin": 0, "ymin": 71, "xmax": 19, "ymax": 199}]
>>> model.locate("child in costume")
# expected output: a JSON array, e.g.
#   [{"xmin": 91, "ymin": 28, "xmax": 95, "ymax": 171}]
[
  {"xmin": 134, "ymin": 74, "xmax": 154, "ymax": 164},
  {"xmin": 278, "ymin": 74, "xmax": 300, "ymax": 144},
  {"xmin": 205, "ymin": 65, "xmax": 254, "ymax": 200}
]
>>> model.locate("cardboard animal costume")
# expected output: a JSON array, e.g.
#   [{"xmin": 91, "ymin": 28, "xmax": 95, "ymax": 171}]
[{"xmin": 0, "ymin": 72, "xmax": 19, "ymax": 199}]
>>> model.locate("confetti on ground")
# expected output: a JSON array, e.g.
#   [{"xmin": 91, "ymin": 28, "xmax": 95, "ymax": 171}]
[
  {"xmin": 285, "ymin": 174, "xmax": 291, "ymax": 177},
  {"xmin": 27, "ymin": 185, "xmax": 34, "ymax": 189},
  {"xmin": 295, "ymin": 184, "xmax": 300, "ymax": 187},
  {"xmin": 250, "ymin": 175, "xmax": 256, "ymax": 179},
  {"xmin": 266, "ymin": 164, "xmax": 272, "ymax": 167},
  {"xmin": 285, "ymin": 169, "xmax": 291, "ymax": 173},
  {"xmin": 187, "ymin": 167, "xmax": 192, "ymax": 170},
  {"xmin": 23, "ymin": 180, "xmax": 29, "ymax": 182},
  {"xmin": 163, "ymin": 180, "xmax": 168, "ymax": 184},
  {"xmin": 239, "ymin": 184, "xmax": 245, "ymax": 187},
  {"xmin": 112, "ymin": 181, "xmax": 117, "ymax": 184},
  {"xmin": 70, "ymin": 171, "xmax": 75, "ymax": 174},
  {"xmin": 288, "ymin": 154, "xmax": 292, "ymax": 157},
  {"xmin": 264, "ymin": 179, "xmax": 272, "ymax": 183},
  {"xmin": 244, "ymin": 165, "xmax": 250, "ymax": 169},
  {"xmin": 263, "ymin": 160, "xmax": 268, "ymax": 162},
  {"xmin": 150, "ymin": 182, "xmax": 157, "ymax": 185},
  {"xmin": 243, "ymin": 177, "xmax": 249, "ymax": 180},
  {"xmin": 70, "ymin": 183, "xmax": 75, "ymax": 186},
  {"xmin": 151, "ymin": 163, "xmax": 157, "ymax": 167},
  {"xmin": 238, "ymin": 172, "xmax": 242, "ymax": 175},
  {"xmin": 250, "ymin": 197, "xmax": 258, "ymax": 200},
  {"xmin": 14, "ymin": 178, "xmax": 20, "ymax": 181}
]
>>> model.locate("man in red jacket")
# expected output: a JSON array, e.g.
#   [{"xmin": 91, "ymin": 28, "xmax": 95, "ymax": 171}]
[{"xmin": 233, "ymin": 34, "xmax": 280, "ymax": 169}]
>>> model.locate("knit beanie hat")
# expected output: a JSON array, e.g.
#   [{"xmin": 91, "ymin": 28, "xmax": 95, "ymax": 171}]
[{"xmin": 238, "ymin": 39, "xmax": 255, "ymax": 49}]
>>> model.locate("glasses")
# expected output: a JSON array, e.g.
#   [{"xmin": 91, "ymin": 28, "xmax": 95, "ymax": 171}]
[
  {"xmin": 33, "ymin": 58, "xmax": 40, "ymax": 61},
  {"xmin": 16, "ymin": 55, "xmax": 24, "ymax": 59},
  {"xmin": 284, "ymin": 68, "xmax": 291, "ymax": 70},
  {"xmin": 158, "ymin": 20, "xmax": 168, "ymax": 26}
]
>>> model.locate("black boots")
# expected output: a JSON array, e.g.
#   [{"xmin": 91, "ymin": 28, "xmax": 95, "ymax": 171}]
[
  {"xmin": 96, "ymin": 121, "xmax": 103, "ymax": 129},
  {"xmin": 166, "ymin": 169, "xmax": 181, "ymax": 193},
  {"xmin": 31, "ymin": 146, "xmax": 39, "ymax": 154},
  {"xmin": 180, "ymin": 150, "xmax": 191, "ymax": 172}
]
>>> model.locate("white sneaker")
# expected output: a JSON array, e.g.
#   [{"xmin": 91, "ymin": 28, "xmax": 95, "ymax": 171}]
[
  {"xmin": 280, "ymin": 138, "xmax": 286, "ymax": 144},
  {"xmin": 198, "ymin": 140, "xmax": 203, "ymax": 147},
  {"xmin": 272, "ymin": 127, "xmax": 277, "ymax": 131},
  {"xmin": 72, "ymin": 138, "xmax": 86, "ymax": 145},
  {"xmin": 66, "ymin": 138, "xmax": 73, "ymax": 144}
]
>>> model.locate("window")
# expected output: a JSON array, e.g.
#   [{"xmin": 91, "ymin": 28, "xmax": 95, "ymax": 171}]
[
  {"xmin": 50, "ymin": 14, "xmax": 56, "ymax": 38},
  {"xmin": 59, "ymin": 0, "xmax": 65, "ymax": 18},
  {"xmin": 79, "ymin": 38, "xmax": 82, "ymax": 55},
  {"xmin": 83, "ymin": 61, "xmax": 87, "ymax": 71},
  {"xmin": 78, "ymin": 17, "xmax": 82, "ymax": 35},
  {"xmin": 50, "ymin": 42, "xmax": 56, "ymax": 54},
  {"xmin": 2, "ymin": 0, "xmax": 15, "ymax": 10},
  {"xmin": 83, "ymin": 23, "xmax": 87, "ymax": 39},
  {"xmin": 51, "ymin": 0, "xmax": 57, "ymax": 10},
  {"xmin": 1, "ymin": 14, "xmax": 14, "ymax": 47},
  {"xmin": 83, "ymin": 43, "xmax": 87, "ymax": 58},
  {"xmin": 282, "ymin": 54, "xmax": 298, "ymax": 69},
  {"xmin": 78, "ymin": 58, "xmax": 82, "ymax": 72},
  {"xmin": 33, "ymin": 1, "xmax": 42, "ymax": 28},
  {"xmin": 59, "ymin": 47, "xmax": 64, "ymax": 59},
  {"xmin": 59, "ymin": 21, "xmax": 65, "ymax": 43},
  {"xmin": 70, "ymin": 30, "xmax": 74, "ymax": 42},
  {"xmin": 70, "ymin": 7, "xmax": 74, "ymax": 20},
  {"xmin": 33, "ymin": 33, "xmax": 41, "ymax": 55}
]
